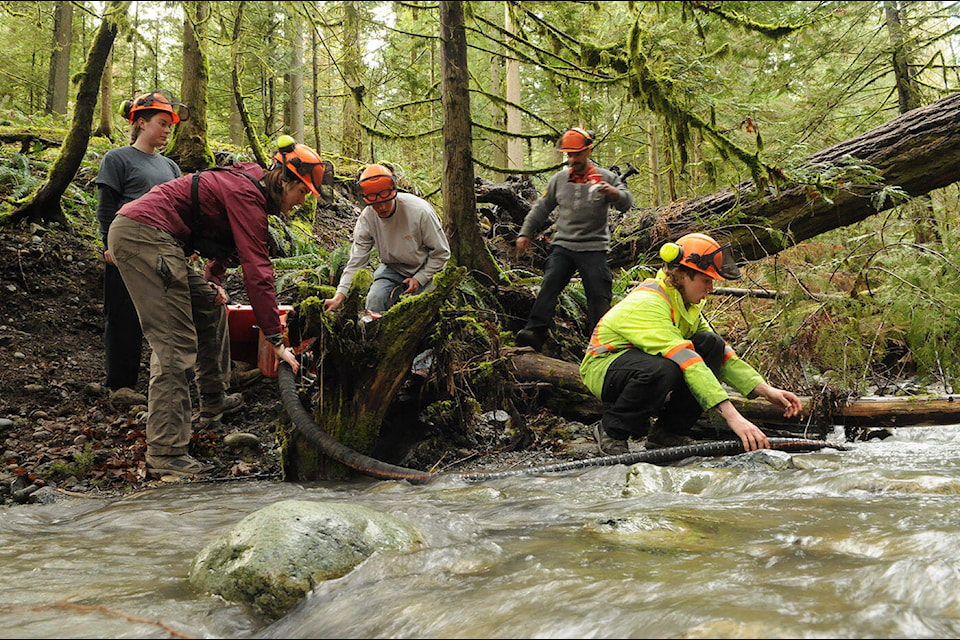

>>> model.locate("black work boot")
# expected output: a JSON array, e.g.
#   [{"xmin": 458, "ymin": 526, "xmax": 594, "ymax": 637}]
[
  {"xmin": 645, "ymin": 423, "xmax": 696, "ymax": 449},
  {"xmin": 516, "ymin": 328, "xmax": 546, "ymax": 352}
]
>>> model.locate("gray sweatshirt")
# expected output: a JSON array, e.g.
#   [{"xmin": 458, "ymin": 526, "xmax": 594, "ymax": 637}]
[
  {"xmin": 519, "ymin": 164, "xmax": 633, "ymax": 252},
  {"xmin": 336, "ymin": 192, "xmax": 451, "ymax": 297}
]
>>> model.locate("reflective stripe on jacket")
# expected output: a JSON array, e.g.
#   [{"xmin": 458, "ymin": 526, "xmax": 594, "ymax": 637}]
[{"xmin": 579, "ymin": 269, "xmax": 764, "ymax": 410}]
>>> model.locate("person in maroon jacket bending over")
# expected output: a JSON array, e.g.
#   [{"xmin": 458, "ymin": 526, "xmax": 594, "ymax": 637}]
[{"xmin": 108, "ymin": 137, "xmax": 320, "ymax": 478}]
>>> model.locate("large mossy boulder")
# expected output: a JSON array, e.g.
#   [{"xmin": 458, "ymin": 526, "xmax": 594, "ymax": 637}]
[{"xmin": 188, "ymin": 499, "xmax": 424, "ymax": 619}]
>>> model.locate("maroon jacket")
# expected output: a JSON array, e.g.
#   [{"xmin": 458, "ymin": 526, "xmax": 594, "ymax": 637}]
[{"xmin": 115, "ymin": 162, "xmax": 284, "ymax": 336}]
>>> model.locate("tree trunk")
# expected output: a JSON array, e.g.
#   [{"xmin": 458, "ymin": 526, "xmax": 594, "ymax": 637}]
[
  {"xmin": 94, "ymin": 49, "xmax": 114, "ymax": 139},
  {"xmin": 5, "ymin": 1, "xmax": 129, "ymax": 228},
  {"xmin": 280, "ymin": 265, "xmax": 467, "ymax": 480},
  {"xmin": 45, "ymin": 0, "xmax": 73, "ymax": 116},
  {"xmin": 504, "ymin": 4, "xmax": 522, "ymax": 172},
  {"xmin": 884, "ymin": 1, "xmax": 939, "ymax": 244},
  {"xmin": 170, "ymin": 0, "xmax": 214, "ymax": 172},
  {"xmin": 230, "ymin": 1, "xmax": 268, "ymax": 168},
  {"xmin": 487, "ymin": 52, "xmax": 507, "ymax": 180},
  {"xmin": 609, "ymin": 92, "xmax": 960, "ymax": 268},
  {"xmin": 648, "ymin": 123, "xmax": 661, "ymax": 207},
  {"xmin": 440, "ymin": 0, "xmax": 500, "ymax": 285},
  {"xmin": 286, "ymin": 10, "xmax": 304, "ymax": 142},
  {"xmin": 341, "ymin": 1, "xmax": 363, "ymax": 161}
]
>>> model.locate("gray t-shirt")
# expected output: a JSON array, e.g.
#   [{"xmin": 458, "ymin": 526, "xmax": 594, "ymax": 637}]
[{"xmin": 95, "ymin": 145, "xmax": 181, "ymax": 238}]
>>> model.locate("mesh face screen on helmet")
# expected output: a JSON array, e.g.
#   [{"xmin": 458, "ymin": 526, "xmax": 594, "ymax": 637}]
[
  {"xmin": 124, "ymin": 90, "xmax": 190, "ymax": 124},
  {"xmin": 558, "ymin": 127, "xmax": 594, "ymax": 152},
  {"xmin": 676, "ymin": 233, "xmax": 742, "ymax": 281},
  {"xmin": 272, "ymin": 142, "xmax": 323, "ymax": 197},
  {"xmin": 359, "ymin": 164, "xmax": 397, "ymax": 204}
]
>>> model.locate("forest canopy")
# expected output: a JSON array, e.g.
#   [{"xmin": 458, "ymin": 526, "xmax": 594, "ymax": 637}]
[{"xmin": 2, "ymin": 0, "xmax": 960, "ymax": 398}]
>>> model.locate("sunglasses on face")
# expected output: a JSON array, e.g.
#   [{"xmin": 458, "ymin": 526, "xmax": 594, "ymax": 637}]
[{"xmin": 362, "ymin": 187, "xmax": 397, "ymax": 204}]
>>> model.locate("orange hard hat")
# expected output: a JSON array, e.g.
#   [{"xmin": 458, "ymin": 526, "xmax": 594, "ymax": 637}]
[
  {"xmin": 272, "ymin": 136, "xmax": 323, "ymax": 197},
  {"xmin": 558, "ymin": 127, "xmax": 594, "ymax": 152},
  {"xmin": 660, "ymin": 232, "xmax": 742, "ymax": 281},
  {"xmin": 122, "ymin": 90, "xmax": 189, "ymax": 124},
  {"xmin": 358, "ymin": 164, "xmax": 397, "ymax": 204}
]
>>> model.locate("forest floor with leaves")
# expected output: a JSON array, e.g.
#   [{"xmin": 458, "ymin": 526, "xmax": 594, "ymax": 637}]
[{"xmin": 0, "ymin": 224, "xmax": 607, "ymax": 506}]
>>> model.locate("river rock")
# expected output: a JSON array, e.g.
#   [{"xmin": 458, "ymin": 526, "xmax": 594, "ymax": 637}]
[
  {"xmin": 188, "ymin": 499, "xmax": 423, "ymax": 619},
  {"xmin": 223, "ymin": 431, "xmax": 260, "ymax": 451}
]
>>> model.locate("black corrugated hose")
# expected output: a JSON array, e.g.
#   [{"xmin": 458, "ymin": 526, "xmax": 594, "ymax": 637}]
[{"xmin": 277, "ymin": 363, "xmax": 844, "ymax": 485}]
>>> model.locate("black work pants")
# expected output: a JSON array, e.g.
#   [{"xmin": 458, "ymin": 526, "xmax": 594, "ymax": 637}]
[
  {"xmin": 522, "ymin": 245, "xmax": 612, "ymax": 338},
  {"xmin": 600, "ymin": 332, "xmax": 725, "ymax": 440},
  {"xmin": 103, "ymin": 261, "xmax": 144, "ymax": 390}
]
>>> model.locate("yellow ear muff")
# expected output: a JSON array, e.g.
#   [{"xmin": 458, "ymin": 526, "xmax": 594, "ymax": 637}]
[
  {"xmin": 276, "ymin": 134, "xmax": 296, "ymax": 152},
  {"xmin": 660, "ymin": 242, "xmax": 682, "ymax": 263}
]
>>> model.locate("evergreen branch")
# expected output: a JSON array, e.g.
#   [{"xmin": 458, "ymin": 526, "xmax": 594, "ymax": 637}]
[
  {"xmin": 359, "ymin": 122, "xmax": 441, "ymax": 140},
  {"xmin": 467, "ymin": 15, "xmax": 615, "ymax": 80},
  {"xmin": 472, "ymin": 155, "xmax": 563, "ymax": 177},
  {"xmin": 686, "ymin": 0, "xmax": 828, "ymax": 39},
  {"xmin": 626, "ymin": 19, "xmax": 777, "ymax": 189},
  {"xmin": 471, "ymin": 120, "xmax": 555, "ymax": 144},
  {"xmin": 469, "ymin": 88, "xmax": 565, "ymax": 134},
  {"xmin": 508, "ymin": 0, "xmax": 583, "ymax": 58},
  {"xmin": 465, "ymin": 36, "xmax": 618, "ymax": 84}
]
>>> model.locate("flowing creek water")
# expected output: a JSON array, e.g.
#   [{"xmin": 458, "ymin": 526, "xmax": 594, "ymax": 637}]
[{"xmin": 4, "ymin": 424, "xmax": 960, "ymax": 638}]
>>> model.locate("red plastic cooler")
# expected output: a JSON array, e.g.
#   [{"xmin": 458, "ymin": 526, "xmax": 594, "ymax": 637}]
[{"xmin": 226, "ymin": 304, "xmax": 294, "ymax": 378}]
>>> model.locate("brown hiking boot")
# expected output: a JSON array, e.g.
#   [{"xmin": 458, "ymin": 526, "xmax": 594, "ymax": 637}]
[
  {"xmin": 198, "ymin": 392, "xmax": 244, "ymax": 427},
  {"xmin": 109, "ymin": 387, "xmax": 147, "ymax": 405},
  {"xmin": 146, "ymin": 453, "xmax": 213, "ymax": 478},
  {"xmin": 593, "ymin": 421, "xmax": 629, "ymax": 456}
]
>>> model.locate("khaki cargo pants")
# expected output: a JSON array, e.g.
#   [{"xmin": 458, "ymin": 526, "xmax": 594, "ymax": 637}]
[{"xmin": 108, "ymin": 215, "xmax": 230, "ymax": 456}]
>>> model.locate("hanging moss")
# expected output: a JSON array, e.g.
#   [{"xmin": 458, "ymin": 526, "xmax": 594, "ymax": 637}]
[{"xmin": 689, "ymin": 2, "xmax": 829, "ymax": 40}]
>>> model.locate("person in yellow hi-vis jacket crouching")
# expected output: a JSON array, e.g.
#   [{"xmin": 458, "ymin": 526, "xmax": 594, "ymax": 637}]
[{"xmin": 580, "ymin": 232, "xmax": 803, "ymax": 456}]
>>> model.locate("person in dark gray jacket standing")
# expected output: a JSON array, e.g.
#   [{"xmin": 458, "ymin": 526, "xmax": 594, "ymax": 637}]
[
  {"xmin": 515, "ymin": 128, "xmax": 634, "ymax": 352},
  {"xmin": 95, "ymin": 91, "xmax": 185, "ymax": 395}
]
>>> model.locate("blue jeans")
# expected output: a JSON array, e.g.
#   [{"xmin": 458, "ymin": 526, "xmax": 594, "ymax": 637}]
[{"xmin": 367, "ymin": 264, "xmax": 432, "ymax": 312}]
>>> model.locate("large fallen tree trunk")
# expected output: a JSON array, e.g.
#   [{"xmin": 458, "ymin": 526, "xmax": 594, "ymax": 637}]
[
  {"xmin": 609, "ymin": 92, "xmax": 960, "ymax": 267},
  {"xmin": 507, "ymin": 350, "xmax": 960, "ymax": 437}
]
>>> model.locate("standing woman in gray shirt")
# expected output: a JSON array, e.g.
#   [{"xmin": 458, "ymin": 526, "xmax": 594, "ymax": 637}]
[{"xmin": 95, "ymin": 91, "xmax": 186, "ymax": 394}]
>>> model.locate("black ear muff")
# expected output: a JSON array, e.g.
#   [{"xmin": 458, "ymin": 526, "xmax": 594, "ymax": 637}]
[
  {"xmin": 584, "ymin": 130, "xmax": 595, "ymax": 146},
  {"xmin": 120, "ymin": 100, "xmax": 133, "ymax": 120}
]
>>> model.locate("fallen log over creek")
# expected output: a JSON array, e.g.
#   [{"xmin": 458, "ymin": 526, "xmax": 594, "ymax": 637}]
[{"xmin": 506, "ymin": 350, "xmax": 960, "ymax": 439}]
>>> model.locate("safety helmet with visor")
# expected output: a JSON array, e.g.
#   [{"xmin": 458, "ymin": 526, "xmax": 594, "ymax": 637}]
[
  {"xmin": 660, "ymin": 232, "xmax": 741, "ymax": 281},
  {"xmin": 122, "ymin": 89, "xmax": 190, "ymax": 125},
  {"xmin": 359, "ymin": 164, "xmax": 398, "ymax": 205},
  {"xmin": 558, "ymin": 127, "xmax": 595, "ymax": 153},
  {"xmin": 272, "ymin": 135, "xmax": 323, "ymax": 197}
]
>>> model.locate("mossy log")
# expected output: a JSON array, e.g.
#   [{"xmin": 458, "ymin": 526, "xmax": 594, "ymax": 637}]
[
  {"xmin": 507, "ymin": 350, "xmax": 960, "ymax": 436},
  {"xmin": 281, "ymin": 264, "xmax": 467, "ymax": 481},
  {"xmin": 608, "ymin": 92, "xmax": 960, "ymax": 267}
]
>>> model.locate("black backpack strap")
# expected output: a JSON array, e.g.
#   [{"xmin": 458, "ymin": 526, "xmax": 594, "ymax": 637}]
[
  {"xmin": 188, "ymin": 166, "xmax": 270, "ymax": 261},
  {"xmin": 191, "ymin": 170, "xmax": 204, "ymax": 233},
  {"xmin": 190, "ymin": 167, "xmax": 267, "ymax": 233}
]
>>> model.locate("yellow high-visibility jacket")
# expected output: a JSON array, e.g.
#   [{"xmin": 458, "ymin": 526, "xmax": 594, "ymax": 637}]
[{"xmin": 580, "ymin": 269, "xmax": 764, "ymax": 410}]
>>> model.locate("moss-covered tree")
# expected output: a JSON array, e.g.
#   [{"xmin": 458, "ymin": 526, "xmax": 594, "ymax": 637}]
[{"xmin": 3, "ymin": 1, "xmax": 130, "ymax": 229}]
